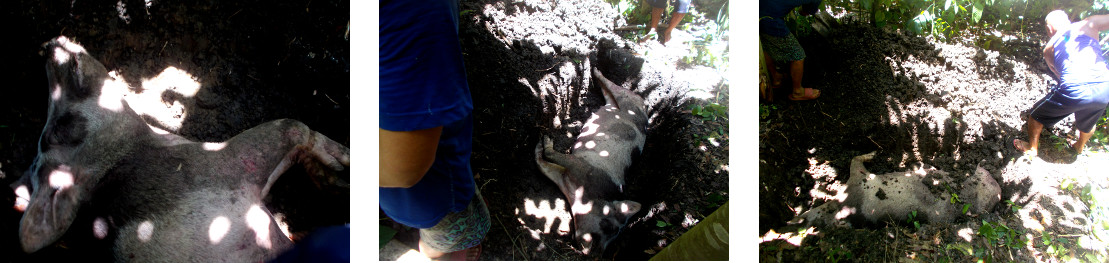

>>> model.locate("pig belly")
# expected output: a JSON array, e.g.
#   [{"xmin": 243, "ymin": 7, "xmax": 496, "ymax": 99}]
[
  {"xmin": 571, "ymin": 108, "xmax": 645, "ymax": 186},
  {"xmin": 113, "ymin": 188, "xmax": 292, "ymax": 262}
]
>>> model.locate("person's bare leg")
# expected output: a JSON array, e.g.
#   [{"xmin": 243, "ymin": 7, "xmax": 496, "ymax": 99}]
[
  {"xmin": 764, "ymin": 49, "xmax": 782, "ymax": 86},
  {"xmin": 1015, "ymin": 117, "xmax": 1044, "ymax": 156},
  {"xmin": 789, "ymin": 59, "xmax": 817, "ymax": 99},
  {"xmin": 1073, "ymin": 130, "xmax": 1094, "ymax": 153},
  {"xmin": 416, "ymin": 240, "xmax": 443, "ymax": 258},
  {"xmin": 662, "ymin": 12, "xmax": 686, "ymax": 44}
]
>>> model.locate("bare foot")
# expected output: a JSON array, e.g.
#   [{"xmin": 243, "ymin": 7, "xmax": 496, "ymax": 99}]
[
  {"xmin": 1070, "ymin": 142, "xmax": 1085, "ymax": 154},
  {"xmin": 1013, "ymin": 139, "xmax": 1037, "ymax": 156}
]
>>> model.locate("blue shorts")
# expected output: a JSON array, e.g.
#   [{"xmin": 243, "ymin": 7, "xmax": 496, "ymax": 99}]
[
  {"xmin": 1029, "ymin": 82, "xmax": 1109, "ymax": 133},
  {"xmin": 647, "ymin": 0, "xmax": 691, "ymax": 13}
]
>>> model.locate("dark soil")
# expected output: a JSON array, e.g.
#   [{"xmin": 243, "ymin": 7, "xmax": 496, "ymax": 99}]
[
  {"xmin": 381, "ymin": 0, "xmax": 730, "ymax": 260},
  {"xmin": 0, "ymin": 0, "xmax": 349, "ymax": 261},
  {"xmin": 760, "ymin": 13, "xmax": 1109, "ymax": 263}
]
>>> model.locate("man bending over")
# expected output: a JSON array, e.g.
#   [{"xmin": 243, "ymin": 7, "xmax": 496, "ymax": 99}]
[{"xmin": 1015, "ymin": 10, "xmax": 1109, "ymax": 155}]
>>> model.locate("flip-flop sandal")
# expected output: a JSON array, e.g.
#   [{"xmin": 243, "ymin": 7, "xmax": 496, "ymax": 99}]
[{"xmin": 788, "ymin": 88, "xmax": 820, "ymax": 101}]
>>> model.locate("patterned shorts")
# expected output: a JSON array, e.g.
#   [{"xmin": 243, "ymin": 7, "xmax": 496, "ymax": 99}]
[
  {"xmin": 419, "ymin": 190, "xmax": 491, "ymax": 253},
  {"xmin": 761, "ymin": 33, "xmax": 806, "ymax": 63}
]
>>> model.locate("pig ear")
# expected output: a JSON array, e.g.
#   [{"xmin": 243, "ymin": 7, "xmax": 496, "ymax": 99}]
[
  {"xmin": 615, "ymin": 200, "xmax": 641, "ymax": 217},
  {"xmin": 19, "ymin": 186, "xmax": 81, "ymax": 253}
]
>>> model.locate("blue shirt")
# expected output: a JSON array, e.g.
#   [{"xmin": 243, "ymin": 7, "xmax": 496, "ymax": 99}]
[
  {"xmin": 379, "ymin": 0, "xmax": 475, "ymax": 229},
  {"xmin": 1050, "ymin": 27, "xmax": 1109, "ymax": 87},
  {"xmin": 759, "ymin": 0, "xmax": 822, "ymax": 37}
]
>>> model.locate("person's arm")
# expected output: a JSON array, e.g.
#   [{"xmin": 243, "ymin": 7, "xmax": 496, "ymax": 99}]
[
  {"xmin": 1074, "ymin": 14, "xmax": 1109, "ymax": 39},
  {"xmin": 1043, "ymin": 44, "xmax": 1061, "ymax": 80},
  {"xmin": 379, "ymin": 126, "xmax": 442, "ymax": 188}
]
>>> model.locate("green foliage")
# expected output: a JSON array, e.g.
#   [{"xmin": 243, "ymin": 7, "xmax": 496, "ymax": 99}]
[
  {"xmin": 907, "ymin": 210, "xmax": 921, "ymax": 229},
  {"xmin": 656, "ymin": 220, "xmax": 674, "ymax": 228},
  {"xmin": 822, "ymin": 0, "xmax": 1109, "ymax": 43},
  {"xmin": 616, "ymin": 0, "xmax": 653, "ymax": 26},
  {"xmin": 825, "ymin": 246, "xmax": 855, "ymax": 263},
  {"xmin": 760, "ymin": 104, "xmax": 777, "ymax": 121},
  {"xmin": 1090, "ymin": 106, "xmax": 1109, "ymax": 152},
  {"xmin": 691, "ymin": 103, "xmax": 727, "ymax": 121},
  {"xmin": 706, "ymin": 193, "xmax": 726, "ymax": 205},
  {"xmin": 1005, "ymin": 200, "xmax": 1021, "ymax": 214},
  {"xmin": 682, "ymin": 7, "xmax": 729, "ymax": 69},
  {"xmin": 380, "ymin": 224, "xmax": 397, "ymax": 249},
  {"xmin": 978, "ymin": 220, "xmax": 1027, "ymax": 248},
  {"xmin": 1039, "ymin": 231, "xmax": 1072, "ymax": 258}
]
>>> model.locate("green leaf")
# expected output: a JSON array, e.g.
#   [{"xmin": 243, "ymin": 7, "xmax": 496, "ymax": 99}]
[
  {"xmin": 946, "ymin": 243, "xmax": 974, "ymax": 256},
  {"xmin": 971, "ymin": 0, "xmax": 984, "ymax": 23},
  {"xmin": 380, "ymin": 225, "xmax": 398, "ymax": 249},
  {"xmin": 656, "ymin": 220, "xmax": 669, "ymax": 228},
  {"xmin": 962, "ymin": 203, "xmax": 970, "ymax": 214},
  {"xmin": 876, "ymin": 9, "xmax": 887, "ymax": 23}
]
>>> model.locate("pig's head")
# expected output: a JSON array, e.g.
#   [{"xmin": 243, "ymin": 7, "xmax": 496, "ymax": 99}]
[
  {"xmin": 566, "ymin": 189, "xmax": 641, "ymax": 255},
  {"xmin": 12, "ymin": 36, "xmax": 146, "ymax": 253}
]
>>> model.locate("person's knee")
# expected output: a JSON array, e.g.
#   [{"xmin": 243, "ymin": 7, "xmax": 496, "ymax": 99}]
[{"xmin": 675, "ymin": 0, "xmax": 691, "ymax": 13}]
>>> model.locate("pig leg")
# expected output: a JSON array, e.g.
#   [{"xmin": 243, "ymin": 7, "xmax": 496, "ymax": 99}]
[
  {"xmin": 214, "ymin": 119, "xmax": 350, "ymax": 197},
  {"xmin": 592, "ymin": 68, "xmax": 620, "ymax": 108},
  {"xmin": 534, "ymin": 137, "xmax": 567, "ymax": 185},
  {"xmin": 534, "ymin": 136, "xmax": 585, "ymax": 197}
]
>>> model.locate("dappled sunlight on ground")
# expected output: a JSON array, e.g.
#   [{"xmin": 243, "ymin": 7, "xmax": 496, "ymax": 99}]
[
  {"xmin": 761, "ymin": 227, "xmax": 817, "ymax": 247},
  {"xmin": 395, "ymin": 249, "xmax": 432, "ymax": 261},
  {"xmin": 121, "ymin": 66, "xmax": 202, "ymax": 132},
  {"xmin": 518, "ymin": 197, "xmax": 572, "ymax": 240}
]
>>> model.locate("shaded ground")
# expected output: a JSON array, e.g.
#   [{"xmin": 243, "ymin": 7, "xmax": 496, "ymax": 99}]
[
  {"xmin": 0, "ymin": 0, "xmax": 349, "ymax": 261},
  {"xmin": 380, "ymin": 0, "xmax": 730, "ymax": 260},
  {"xmin": 760, "ymin": 13, "xmax": 1109, "ymax": 262}
]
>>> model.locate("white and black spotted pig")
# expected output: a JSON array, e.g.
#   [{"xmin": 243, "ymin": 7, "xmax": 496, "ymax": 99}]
[
  {"xmin": 10, "ymin": 36, "xmax": 349, "ymax": 262},
  {"xmin": 534, "ymin": 67, "xmax": 646, "ymax": 255}
]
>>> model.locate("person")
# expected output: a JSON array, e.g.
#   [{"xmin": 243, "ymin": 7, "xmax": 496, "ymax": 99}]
[
  {"xmin": 269, "ymin": 225, "xmax": 350, "ymax": 263},
  {"xmin": 1014, "ymin": 10, "xmax": 1109, "ymax": 156},
  {"xmin": 759, "ymin": 0, "xmax": 822, "ymax": 101},
  {"xmin": 641, "ymin": 0, "xmax": 691, "ymax": 45},
  {"xmin": 379, "ymin": 0, "xmax": 490, "ymax": 260}
]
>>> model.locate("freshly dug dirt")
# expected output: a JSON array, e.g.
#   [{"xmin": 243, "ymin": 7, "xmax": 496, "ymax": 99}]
[
  {"xmin": 381, "ymin": 0, "xmax": 730, "ymax": 260},
  {"xmin": 760, "ymin": 15, "xmax": 1109, "ymax": 262},
  {"xmin": 0, "ymin": 0, "xmax": 349, "ymax": 261}
]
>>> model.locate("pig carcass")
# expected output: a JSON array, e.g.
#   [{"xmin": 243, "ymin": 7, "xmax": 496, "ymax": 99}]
[
  {"xmin": 11, "ymin": 36, "xmax": 349, "ymax": 262},
  {"xmin": 793, "ymin": 152, "xmax": 1000, "ymax": 229},
  {"xmin": 534, "ymin": 67, "xmax": 645, "ymax": 255}
]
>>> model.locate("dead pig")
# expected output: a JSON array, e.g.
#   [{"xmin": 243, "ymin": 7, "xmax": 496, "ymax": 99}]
[
  {"xmin": 11, "ymin": 36, "xmax": 350, "ymax": 262},
  {"xmin": 534, "ymin": 67, "xmax": 645, "ymax": 254},
  {"xmin": 793, "ymin": 152, "xmax": 1000, "ymax": 229}
]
